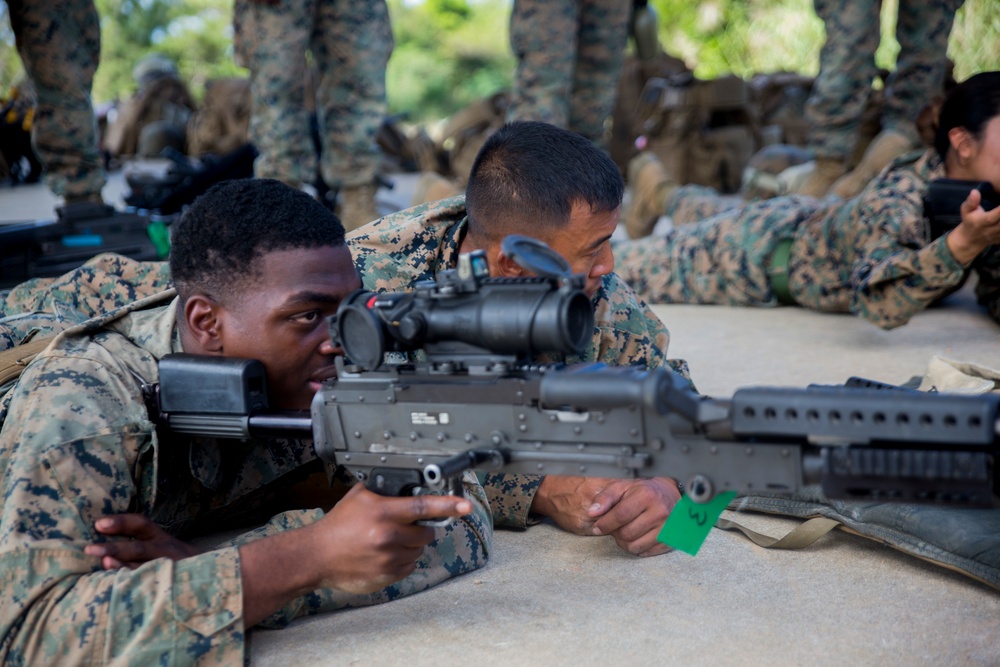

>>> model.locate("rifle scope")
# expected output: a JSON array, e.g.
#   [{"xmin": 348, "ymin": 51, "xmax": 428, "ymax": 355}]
[{"xmin": 332, "ymin": 241, "xmax": 594, "ymax": 371}]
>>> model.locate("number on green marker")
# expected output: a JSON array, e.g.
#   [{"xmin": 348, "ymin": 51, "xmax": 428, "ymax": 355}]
[{"xmin": 657, "ymin": 491, "xmax": 736, "ymax": 556}]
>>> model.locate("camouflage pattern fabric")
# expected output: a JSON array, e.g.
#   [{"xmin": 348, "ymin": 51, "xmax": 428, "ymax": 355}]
[
  {"xmin": 348, "ymin": 196, "xmax": 690, "ymax": 526},
  {"xmin": 0, "ymin": 293, "xmax": 491, "ymax": 664},
  {"xmin": 5, "ymin": 0, "xmax": 106, "ymax": 198},
  {"xmin": 805, "ymin": 0, "xmax": 964, "ymax": 160},
  {"xmin": 0, "ymin": 253, "xmax": 171, "ymax": 351},
  {"xmin": 613, "ymin": 187, "xmax": 820, "ymax": 308},
  {"xmin": 506, "ymin": 0, "xmax": 631, "ymax": 146},
  {"xmin": 244, "ymin": 0, "xmax": 393, "ymax": 189},
  {"xmin": 613, "ymin": 149, "xmax": 1000, "ymax": 330}
]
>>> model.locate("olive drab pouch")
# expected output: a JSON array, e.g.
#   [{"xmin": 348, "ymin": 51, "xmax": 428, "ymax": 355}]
[{"xmin": 718, "ymin": 489, "xmax": 1000, "ymax": 591}]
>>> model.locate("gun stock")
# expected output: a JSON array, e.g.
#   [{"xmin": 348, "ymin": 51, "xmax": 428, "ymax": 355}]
[{"xmin": 924, "ymin": 178, "xmax": 999, "ymax": 241}]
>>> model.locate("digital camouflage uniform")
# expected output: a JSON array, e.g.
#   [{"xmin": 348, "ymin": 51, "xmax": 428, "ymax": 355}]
[
  {"xmin": 240, "ymin": 0, "xmax": 393, "ymax": 190},
  {"xmin": 805, "ymin": 0, "xmax": 964, "ymax": 160},
  {"xmin": 506, "ymin": 0, "xmax": 631, "ymax": 146},
  {"xmin": 0, "ymin": 291, "xmax": 492, "ymax": 665},
  {"xmin": 0, "ymin": 253, "xmax": 171, "ymax": 352},
  {"xmin": 613, "ymin": 149, "xmax": 1000, "ymax": 330},
  {"xmin": 348, "ymin": 195, "xmax": 690, "ymax": 523},
  {"xmin": 5, "ymin": 0, "xmax": 105, "ymax": 199}
]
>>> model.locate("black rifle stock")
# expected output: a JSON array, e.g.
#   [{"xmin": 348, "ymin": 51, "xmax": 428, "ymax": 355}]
[
  {"xmin": 153, "ymin": 238, "xmax": 1000, "ymax": 507},
  {"xmin": 924, "ymin": 178, "xmax": 999, "ymax": 241}
]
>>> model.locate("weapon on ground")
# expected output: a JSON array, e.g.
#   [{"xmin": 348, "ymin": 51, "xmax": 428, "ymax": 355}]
[
  {"xmin": 0, "ymin": 142, "xmax": 260, "ymax": 288},
  {"xmin": 0, "ymin": 202, "xmax": 162, "ymax": 289},
  {"xmin": 152, "ymin": 238, "xmax": 999, "ymax": 507},
  {"xmin": 924, "ymin": 178, "xmax": 999, "ymax": 241}
]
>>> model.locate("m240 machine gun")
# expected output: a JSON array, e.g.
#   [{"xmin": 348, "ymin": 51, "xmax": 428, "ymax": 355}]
[{"xmin": 153, "ymin": 236, "xmax": 999, "ymax": 508}]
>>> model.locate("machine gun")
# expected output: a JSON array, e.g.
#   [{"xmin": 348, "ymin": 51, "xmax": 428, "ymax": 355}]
[
  {"xmin": 153, "ymin": 237, "xmax": 1000, "ymax": 507},
  {"xmin": 924, "ymin": 178, "xmax": 999, "ymax": 241}
]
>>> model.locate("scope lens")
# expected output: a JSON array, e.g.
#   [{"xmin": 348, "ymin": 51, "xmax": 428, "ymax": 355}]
[{"xmin": 336, "ymin": 294, "xmax": 386, "ymax": 371}]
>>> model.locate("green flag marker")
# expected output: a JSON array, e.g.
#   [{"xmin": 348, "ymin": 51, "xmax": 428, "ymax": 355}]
[{"xmin": 657, "ymin": 490, "xmax": 737, "ymax": 556}]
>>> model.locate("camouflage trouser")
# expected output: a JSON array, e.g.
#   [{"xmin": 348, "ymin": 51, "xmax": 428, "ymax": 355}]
[
  {"xmin": 0, "ymin": 253, "xmax": 171, "ymax": 351},
  {"xmin": 662, "ymin": 184, "xmax": 746, "ymax": 227},
  {"xmin": 223, "ymin": 472, "xmax": 493, "ymax": 629},
  {"xmin": 612, "ymin": 185, "xmax": 825, "ymax": 306},
  {"xmin": 506, "ymin": 0, "xmax": 631, "ymax": 145},
  {"xmin": 243, "ymin": 0, "xmax": 393, "ymax": 189},
  {"xmin": 5, "ymin": 0, "xmax": 105, "ymax": 198},
  {"xmin": 805, "ymin": 0, "xmax": 964, "ymax": 159}
]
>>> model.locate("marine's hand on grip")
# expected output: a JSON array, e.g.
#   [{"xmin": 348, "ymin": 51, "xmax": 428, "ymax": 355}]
[{"xmin": 312, "ymin": 484, "xmax": 473, "ymax": 594}]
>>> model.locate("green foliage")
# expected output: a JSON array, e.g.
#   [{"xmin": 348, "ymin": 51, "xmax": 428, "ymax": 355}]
[
  {"xmin": 949, "ymin": 0, "xmax": 1000, "ymax": 81},
  {"xmin": 385, "ymin": 0, "xmax": 514, "ymax": 122},
  {"xmin": 93, "ymin": 0, "xmax": 245, "ymax": 103},
  {"xmin": 0, "ymin": 5, "xmax": 20, "ymax": 89},
  {"xmin": 651, "ymin": 0, "xmax": 824, "ymax": 78}
]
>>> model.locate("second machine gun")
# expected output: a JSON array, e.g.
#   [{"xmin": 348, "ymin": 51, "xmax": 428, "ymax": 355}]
[{"xmin": 154, "ymin": 236, "xmax": 1000, "ymax": 507}]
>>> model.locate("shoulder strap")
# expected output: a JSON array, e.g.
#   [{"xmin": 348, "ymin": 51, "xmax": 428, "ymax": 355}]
[{"xmin": 0, "ymin": 335, "xmax": 56, "ymax": 387}]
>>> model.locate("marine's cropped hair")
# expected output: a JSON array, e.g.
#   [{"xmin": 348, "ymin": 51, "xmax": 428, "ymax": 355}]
[
  {"xmin": 934, "ymin": 71, "xmax": 1000, "ymax": 160},
  {"xmin": 170, "ymin": 178, "xmax": 346, "ymax": 303},
  {"xmin": 465, "ymin": 121, "xmax": 624, "ymax": 243}
]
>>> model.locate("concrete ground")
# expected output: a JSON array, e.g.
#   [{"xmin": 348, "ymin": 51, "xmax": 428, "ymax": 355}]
[{"xmin": 2, "ymin": 171, "xmax": 999, "ymax": 666}]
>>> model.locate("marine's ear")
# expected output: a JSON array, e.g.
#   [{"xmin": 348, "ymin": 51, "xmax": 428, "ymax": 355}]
[
  {"xmin": 494, "ymin": 249, "xmax": 528, "ymax": 278},
  {"xmin": 182, "ymin": 294, "xmax": 224, "ymax": 354},
  {"xmin": 948, "ymin": 126, "xmax": 977, "ymax": 166}
]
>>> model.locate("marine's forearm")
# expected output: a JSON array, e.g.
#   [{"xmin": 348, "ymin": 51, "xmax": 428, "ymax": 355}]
[{"xmin": 851, "ymin": 238, "xmax": 967, "ymax": 329}]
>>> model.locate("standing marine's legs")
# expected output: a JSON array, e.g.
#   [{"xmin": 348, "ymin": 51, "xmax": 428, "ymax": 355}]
[
  {"xmin": 247, "ymin": 0, "xmax": 316, "ymax": 187},
  {"xmin": 883, "ymin": 0, "xmax": 964, "ymax": 138},
  {"xmin": 568, "ymin": 0, "xmax": 631, "ymax": 145},
  {"xmin": 797, "ymin": 0, "xmax": 881, "ymax": 197},
  {"xmin": 507, "ymin": 0, "xmax": 579, "ymax": 130},
  {"xmin": 6, "ymin": 0, "xmax": 106, "ymax": 201},
  {"xmin": 828, "ymin": 0, "xmax": 964, "ymax": 198},
  {"xmin": 313, "ymin": 0, "xmax": 393, "ymax": 230}
]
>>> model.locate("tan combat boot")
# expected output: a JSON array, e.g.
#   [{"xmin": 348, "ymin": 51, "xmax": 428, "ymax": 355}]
[
  {"xmin": 410, "ymin": 171, "xmax": 462, "ymax": 207},
  {"xmin": 792, "ymin": 156, "xmax": 846, "ymax": 198},
  {"xmin": 624, "ymin": 152, "xmax": 677, "ymax": 239},
  {"xmin": 339, "ymin": 183, "xmax": 379, "ymax": 232},
  {"xmin": 829, "ymin": 129, "xmax": 917, "ymax": 199}
]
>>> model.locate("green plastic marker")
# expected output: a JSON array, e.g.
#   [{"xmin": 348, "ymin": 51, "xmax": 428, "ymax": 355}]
[
  {"xmin": 657, "ymin": 490, "xmax": 736, "ymax": 556},
  {"xmin": 147, "ymin": 219, "xmax": 171, "ymax": 259}
]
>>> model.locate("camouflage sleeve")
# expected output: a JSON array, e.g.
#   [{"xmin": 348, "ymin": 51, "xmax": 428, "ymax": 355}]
[
  {"xmin": 0, "ymin": 253, "xmax": 171, "ymax": 323},
  {"xmin": 0, "ymin": 354, "xmax": 244, "ymax": 665},
  {"xmin": 223, "ymin": 470, "xmax": 493, "ymax": 627},
  {"xmin": 477, "ymin": 472, "xmax": 544, "ymax": 528},
  {"xmin": 848, "ymin": 181, "xmax": 968, "ymax": 330}
]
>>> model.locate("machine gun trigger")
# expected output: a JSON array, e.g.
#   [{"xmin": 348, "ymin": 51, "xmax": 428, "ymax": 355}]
[{"xmin": 364, "ymin": 449, "xmax": 506, "ymax": 527}]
